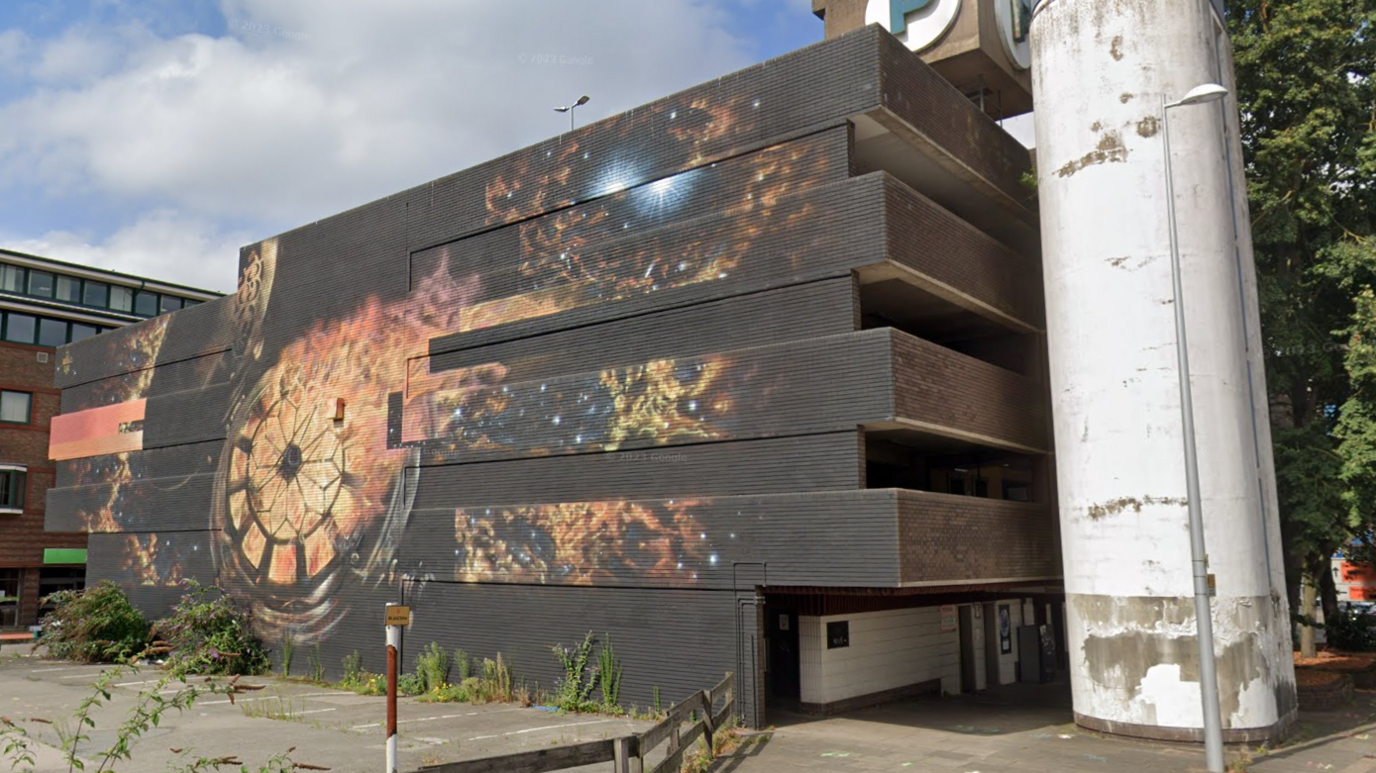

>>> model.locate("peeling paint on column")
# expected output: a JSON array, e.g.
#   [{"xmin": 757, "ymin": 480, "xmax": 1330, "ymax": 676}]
[
  {"xmin": 1085, "ymin": 495, "xmax": 1186, "ymax": 520},
  {"xmin": 1056, "ymin": 132, "xmax": 1129, "ymax": 178}
]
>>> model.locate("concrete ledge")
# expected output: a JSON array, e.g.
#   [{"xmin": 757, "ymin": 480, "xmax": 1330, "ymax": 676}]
[
  {"xmin": 798, "ymin": 678, "xmax": 942, "ymax": 717},
  {"xmin": 1075, "ymin": 706, "xmax": 1298, "ymax": 746}
]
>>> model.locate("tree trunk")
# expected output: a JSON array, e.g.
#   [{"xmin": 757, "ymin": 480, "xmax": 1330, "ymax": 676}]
[
  {"xmin": 1319, "ymin": 558, "xmax": 1341, "ymax": 629},
  {"xmin": 1300, "ymin": 574, "xmax": 1318, "ymax": 658}
]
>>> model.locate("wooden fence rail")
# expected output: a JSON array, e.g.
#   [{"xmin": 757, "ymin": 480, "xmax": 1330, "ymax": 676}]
[{"xmin": 416, "ymin": 672, "xmax": 735, "ymax": 773}]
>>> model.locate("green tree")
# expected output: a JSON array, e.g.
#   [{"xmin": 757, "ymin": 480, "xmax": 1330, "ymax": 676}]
[{"xmin": 1226, "ymin": 0, "xmax": 1376, "ymax": 619}]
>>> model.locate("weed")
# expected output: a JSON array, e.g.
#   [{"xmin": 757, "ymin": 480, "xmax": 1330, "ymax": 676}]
[
  {"xmin": 343, "ymin": 671, "xmax": 387, "ymax": 696},
  {"xmin": 455, "ymin": 648, "xmax": 471, "ymax": 681},
  {"xmin": 552, "ymin": 633, "xmax": 598, "ymax": 712},
  {"xmin": 279, "ymin": 632, "xmax": 294, "ymax": 677},
  {"xmin": 1227, "ymin": 745, "xmax": 1253, "ymax": 772},
  {"xmin": 240, "ymin": 694, "xmax": 305, "ymax": 721},
  {"xmin": 653, "ymin": 686, "xmax": 662, "ymax": 714},
  {"xmin": 342, "ymin": 650, "xmax": 363, "ymax": 684},
  {"xmin": 477, "ymin": 653, "xmax": 513, "ymax": 703},
  {"xmin": 598, "ymin": 633, "xmax": 622, "ymax": 709},
  {"xmin": 418, "ymin": 642, "xmax": 451, "ymax": 693},
  {"xmin": 307, "ymin": 644, "xmax": 325, "ymax": 683}
]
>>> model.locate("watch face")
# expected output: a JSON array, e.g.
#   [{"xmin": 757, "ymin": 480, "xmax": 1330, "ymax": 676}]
[
  {"xmin": 866, "ymin": 0, "xmax": 960, "ymax": 54},
  {"xmin": 996, "ymin": 0, "xmax": 1034, "ymax": 70}
]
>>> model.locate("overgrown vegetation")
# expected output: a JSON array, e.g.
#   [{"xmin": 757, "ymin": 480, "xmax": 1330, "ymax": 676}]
[
  {"xmin": 549, "ymin": 632, "xmax": 625, "ymax": 714},
  {"xmin": 553, "ymin": 633, "xmax": 599, "ymax": 712},
  {"xmin": 417, "ymin": 642, "xmax": 450, "ymax": 693},
  {"xmin": 149, "ymin": 580, "xmax": 270, "ymax": 677},
  {"xmin": 38, "ymin": 581, "xmax": 149, "ymax": 663}
]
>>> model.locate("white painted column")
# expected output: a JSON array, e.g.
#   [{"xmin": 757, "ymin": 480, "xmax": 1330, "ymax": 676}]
[{"xmin": 1029, "ymin": 0, "xmax": 1296, "ymax": 742}]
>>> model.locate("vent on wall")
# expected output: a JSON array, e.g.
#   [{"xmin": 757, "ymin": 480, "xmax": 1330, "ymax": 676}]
[{"xmin": 36, "ymin": 352, "xmax": 49, "ymax": 363}]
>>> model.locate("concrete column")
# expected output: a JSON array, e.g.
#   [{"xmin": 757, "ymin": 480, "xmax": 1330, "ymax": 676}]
[{"xmin": 1029, "ymin": 0, "xmax": 1296, "ymax": 743}]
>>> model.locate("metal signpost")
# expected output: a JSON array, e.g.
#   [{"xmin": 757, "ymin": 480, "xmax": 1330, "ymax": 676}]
[{"xmin": 385, "ymin": 603, "xmax": 411, "ymax": 773}]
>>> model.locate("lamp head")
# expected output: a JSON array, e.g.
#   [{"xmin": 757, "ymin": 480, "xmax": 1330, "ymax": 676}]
[
  {"xmin": 575, "ymin": 95, "xmax": 590, "ymax": 107},
  {"xmin": 1171, "ymin": 83, "xmax": 1229, "ymax": 108},
  {"xmin": 554, "ymin": 106, "xmax": 570, "ymax": 113}
]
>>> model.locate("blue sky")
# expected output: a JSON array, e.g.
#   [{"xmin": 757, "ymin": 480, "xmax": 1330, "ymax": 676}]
[{"xmin": 0, "ymin": 1, "xmax": 824, "ymax": 292}]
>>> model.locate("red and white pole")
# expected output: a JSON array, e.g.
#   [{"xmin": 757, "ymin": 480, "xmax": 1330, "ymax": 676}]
[{"xmin": 385, "ymin": 603, "xmax": 401, "ymax": 773}]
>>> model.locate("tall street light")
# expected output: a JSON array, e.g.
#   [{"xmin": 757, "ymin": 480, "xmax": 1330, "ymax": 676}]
[
  {"xmin": 554, "ymin": 94, "xmax": 590, "ymax": 132},
  {"xmin": 1162, "ymin": 80, "xmax": 1230, "ymax": 773}
]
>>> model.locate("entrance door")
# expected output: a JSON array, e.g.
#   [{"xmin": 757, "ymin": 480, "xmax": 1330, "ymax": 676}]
[{"xmin": 767, "ymin": 609, "xmax": 800, "ymax": 709}]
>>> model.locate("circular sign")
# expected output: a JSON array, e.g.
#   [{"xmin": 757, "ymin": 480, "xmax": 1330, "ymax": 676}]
[
  {"xmin": 865, "ymin": 0, "xmax": 961, "ymax": 54},
  {"xmin": 995, "ymin": 0, "xmax": 1033, "ymax": 70}
]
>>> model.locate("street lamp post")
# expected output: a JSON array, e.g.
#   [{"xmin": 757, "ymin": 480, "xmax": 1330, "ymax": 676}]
[
  {"xmin": 554, "ymin": 94, "xmax": 590, "ymax": 132},
  {"xmin": 1161, "ymin": 80, "xmax": 1230, "ymax": 773}
]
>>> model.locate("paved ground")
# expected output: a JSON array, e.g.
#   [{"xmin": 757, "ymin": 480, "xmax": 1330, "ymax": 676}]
[
  {"xmin": 0, "ymin": 646, "xmax": 651, "ymax": 772},
  {"xmin": 10, "ymin": 641, "xmax": 1376, "ymax": 773},
  {"xmin": 718, "ymin": 681, "xmax": 1376, "ymax": 773}
]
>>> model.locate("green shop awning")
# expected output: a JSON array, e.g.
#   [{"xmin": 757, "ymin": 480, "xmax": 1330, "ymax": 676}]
[{"xmin": 43, "ymin": 549, "xmax": 87, "ymax": 565}]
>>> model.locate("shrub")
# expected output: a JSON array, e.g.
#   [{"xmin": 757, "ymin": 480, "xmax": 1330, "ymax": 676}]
[
  {"xmin": 1328, "ymin": 610, "xmax": 1376, "ymax": 652},
  {"xmin": 397, "ymin": 672, "xmax": 424, "ymax": 696},
  {"xmin": 455, "ymin": 648, "xmax": 472, "ymax": 681},
  {"xmin": 150, "ymin": 580, "xmax": 269, "ymax": 676},
  {"xmin": 417, "ymin": 642, "xmax": 451, "ymax": 693},
  {"xmin": 39, "ymin": 581, "xmax": 149, "ymax": 663}
]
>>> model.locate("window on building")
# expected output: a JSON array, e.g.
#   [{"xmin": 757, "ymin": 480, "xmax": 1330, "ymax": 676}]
[
  {"xmin": 0, "ymin": 264, "xmax": 23, "ymax": 293},
  {"xmin": 133, "ymin": 291, "xmax": 158, "ymax": 317},
  {"xmin": 69, "ymin": 323, "xmax": 98, "ymax": 342},
  {"xmin": 109, "ymin": 285, "xmax": 134, "ymax": 313},
  {"xmin": 0, "ymin": 467, "xmax": 25, "ymax": 510},
  {"xmin": 55, "ymin": 275, "xmax": 81, "ymax": 303},
  {"xmin": 0, "ymin": 568, "xmax": 18, "ymax": 628},
  {"xmin": 160, "ymin": 295, "xmax": 183, "ymax": 314},
  {"xmin": 38, "ymin": 568, "xmax": 84, "ymax": 613},
  {"xmin": 82, "ymin": 280, "xmax": 109, "ymax": 308},
  {"xmin": 37, "ymin": 318, "xmax": 68, "ymax": 348},
  {"xmin": 27, "ymin": 270, "xmax": 54, "ymax": 298},
  {"xmin": 2, "ymin": 312, "xmax": 36, "ymax": 344},
  {"xmin": 0, "ymin": 391, "xmax": 32, "ymax": 424},
  {"xmin": 183, "ymin": 298, "xmax": 201, "ymax": 308}
]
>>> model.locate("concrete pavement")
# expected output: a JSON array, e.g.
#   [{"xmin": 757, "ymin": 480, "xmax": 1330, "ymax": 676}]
[{"xmin": 715, "ymin": 682, "xmax": 1376, "ymax": 773}]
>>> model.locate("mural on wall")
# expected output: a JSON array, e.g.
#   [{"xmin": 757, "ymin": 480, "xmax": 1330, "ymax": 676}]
[{"xmin": 51, "ymin": 89, "xmax": 837, "ymax": 644}]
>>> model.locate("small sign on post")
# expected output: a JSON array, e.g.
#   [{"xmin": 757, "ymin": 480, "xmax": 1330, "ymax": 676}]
[
  {"xmin": 1206, "ymin": 574, "xmax": 1217, "ymax": 597},
  {"xmin": 385, "ymin": 605, "xmax": 412, "ymax": 627}
]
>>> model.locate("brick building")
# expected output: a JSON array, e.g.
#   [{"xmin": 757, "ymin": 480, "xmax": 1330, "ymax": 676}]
[
  {"xmin": 45, "ymin": 25, "xmax": 1061, "ymax": 721},
  {"xmin": 0, "ymin": 249, "xmax": 220, "ymax": 629}
]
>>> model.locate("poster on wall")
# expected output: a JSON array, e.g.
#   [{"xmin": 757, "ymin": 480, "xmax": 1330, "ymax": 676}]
[
  {"xmin": 999, "ymin": 605, "xmax": 1012, "ymax": 654},
  {"xmin": 940, "ymin": 605, "xmax": 957, "ymax": 632}
]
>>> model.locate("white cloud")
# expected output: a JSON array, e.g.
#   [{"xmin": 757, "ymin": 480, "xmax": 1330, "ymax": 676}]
[
  {"xmin": 8, "ymin": 209, "xmax": 248, "ymax": 293},
  {"xmin": 0, "ymin": 0, "xmax": 760, "ymax": 291}
]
